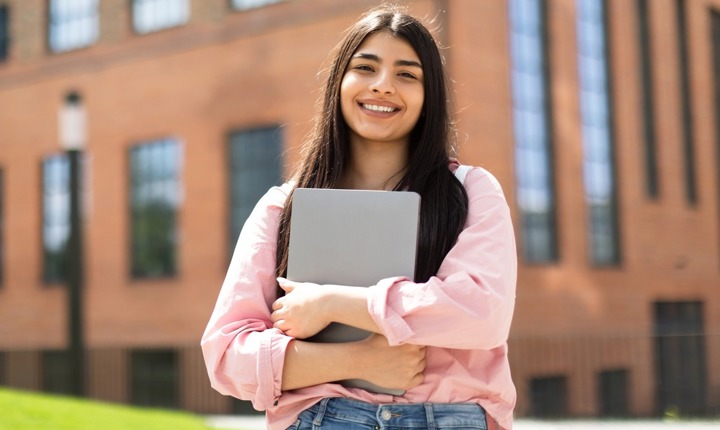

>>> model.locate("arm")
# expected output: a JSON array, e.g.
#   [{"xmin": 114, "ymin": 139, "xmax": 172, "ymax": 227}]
[
  {"xmin": 202, "ymin": 185, "xmax": 424, "ymax": 407},
  {"xmin": 367, "ymin": 167, "xmax": 517, "ymax": 350},
  {"xmin": 271, "ymin": 280, "xmax": 378, "ymax": 339},
  {"xmin": 272, "ymin": 168, "xmax": 516, "ymax": 351},
  {"xmin": 201, "ymin": 185, "xmax": 292, "ymax": 410},
  {"xmin": 270, "ymin": 281, "xmax": 425, "ymax": 391},
  {"xmin": 281, "ymin": 335, "xmax": 425, "ymax": 391}
]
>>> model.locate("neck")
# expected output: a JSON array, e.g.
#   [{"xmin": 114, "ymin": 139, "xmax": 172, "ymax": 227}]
[{"xmin": 339, "ymin": 137, "xmax": 409, "ymax": 190}]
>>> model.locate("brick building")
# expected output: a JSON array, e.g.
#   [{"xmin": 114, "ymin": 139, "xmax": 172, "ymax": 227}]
[{"xmin": 0, "ymin": 0, "xmax": 718, "ymax": 419}]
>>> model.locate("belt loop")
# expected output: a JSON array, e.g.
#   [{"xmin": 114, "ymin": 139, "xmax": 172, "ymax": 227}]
[
  {"xmin": 423, "ymin": 403, "xmax": 436, "ymax": 430},
  {"xmin": 312, "ymin": 398, "xmax": 331, "ymax": 426}
]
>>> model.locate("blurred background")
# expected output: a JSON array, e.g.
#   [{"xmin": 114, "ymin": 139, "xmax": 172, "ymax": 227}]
[{"xmin": 0, "ymin": 0, "xmax": 718, "ymax": 422}]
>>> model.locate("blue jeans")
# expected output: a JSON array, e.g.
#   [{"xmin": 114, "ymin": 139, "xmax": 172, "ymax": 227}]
[{"xmin": 287, "ymin": 397, "xmax": 488, "ymax": 430}]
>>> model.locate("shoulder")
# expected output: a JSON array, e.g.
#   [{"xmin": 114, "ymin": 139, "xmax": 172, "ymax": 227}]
[
  {"xmin": 450, "ymin": 162, "xmax": 507, "ymax": 199},
  {"xmin": 257, "ymin": 181, "xmax": 295, "ymax": 209}
]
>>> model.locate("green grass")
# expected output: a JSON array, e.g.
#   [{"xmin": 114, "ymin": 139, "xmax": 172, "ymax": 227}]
[{"xmin": 0, "ymin": 387, "xmax": 222, "ymax": 430}]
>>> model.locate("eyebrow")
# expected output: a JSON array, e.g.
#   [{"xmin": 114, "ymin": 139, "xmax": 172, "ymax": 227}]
[{"xmin": 352, "ymin": 52, "xmax": 423, "ymax": 69}]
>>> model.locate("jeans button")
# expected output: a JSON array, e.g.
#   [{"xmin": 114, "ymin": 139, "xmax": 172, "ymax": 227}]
[{"xmin": 381, "ymin": 409, "xmax": 392, "ymax": 420}]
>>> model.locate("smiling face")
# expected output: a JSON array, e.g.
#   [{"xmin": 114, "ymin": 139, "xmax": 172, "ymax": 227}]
[{"xmin": 340, "ymin": 31, "xmax": 425, "ymax": 150}]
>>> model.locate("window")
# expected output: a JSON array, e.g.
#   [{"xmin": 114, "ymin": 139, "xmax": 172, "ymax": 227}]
[
  {"xmin": 48, "ymin": 0, "xmax": 99, "ymax": 53},
  {"xmin": 0, "ymin": 168, "xmax": 4, "ymax": 286},
  {"xmin": 132, "ymin": 0, "xmax": 189, "ymax": 34},
  {"xmin": 676, "ymin": 0, "xmax": 696, "ymax": 205},
  {"xmin": 654, "ymin": 301, "xmax": 707, "ymax": 415},
  {"xmin": 636, "ymin": 0, "xmax": 659, "ymax": 198},
  {"xmin": 231, "ymin": 0, "xmax": 283, "ymax": 10},
  {"xmin": 509, "ymin": 0, "xmax": 558, "ymax": 263},
  {"xmin": 42, "ymin": 350, "xmax": 72, "ymax": 395},
  {"xmin": 530, "ymin": 375, "xmax": 568, "ymax": 417},
  {"xmin": 0, "ymin": 5, "xmax": 9, "ymax": 62},
  {"xmin": 129, "ymin": 138, "xmax": 181, "ymax": 279},
  {"xmin": 713, "ymin": 11, "xmax": 720, "ymax": 265},
  {"xmin": 42, "ymin": 154, "xmax": 70, "ymax": 284},
  {"xmin": 598, "ymin": 369, "xmax": 629, "ymax": 416},
  {"xmin": 228, "ymin": 126, "xmax": 283, "ymax": 257},
  {"xmin": 0, "ymin": 352, "xmax": 5, "ymax": 385},
  {"xmin": 130, "ymin": 350, "xmax": 178, "ymax": 408},
  {"xmin": 577, "ymin": 0, "xmax": 620, "ymax": 266}
]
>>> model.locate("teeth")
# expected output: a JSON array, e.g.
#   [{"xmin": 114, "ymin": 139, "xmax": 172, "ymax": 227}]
[{"xmin": 363, "ymin": 104, "xmax": 396, "ymax": 113}]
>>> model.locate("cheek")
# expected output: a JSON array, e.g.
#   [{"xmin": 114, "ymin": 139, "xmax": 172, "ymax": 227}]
[
  {"xmin": 339, "ymin": 78, "xmax": 355, "ymax": 118},
  {"xmin": 410, "ymin": 93, "xmax": 425, "ymax": 119}
]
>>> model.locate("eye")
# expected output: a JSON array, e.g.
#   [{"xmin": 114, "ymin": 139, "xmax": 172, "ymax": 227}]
[
  {"xmin": 354, "ymin": 64, "xmax": 375, "ymax": 72},
  {"xmin": 399, "ymin": 71, "xmax": 418, "ymax": 80}
]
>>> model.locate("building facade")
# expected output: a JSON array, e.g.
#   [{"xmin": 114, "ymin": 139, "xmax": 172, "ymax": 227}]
[{"xmin": 0, "ymin": 0, "xmax": 718, "ymax": 419}]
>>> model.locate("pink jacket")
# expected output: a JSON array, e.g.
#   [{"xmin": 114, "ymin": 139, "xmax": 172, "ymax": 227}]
[{"xmin": 201, "ymin": 165, "xmax": 517, "ymax": 429}]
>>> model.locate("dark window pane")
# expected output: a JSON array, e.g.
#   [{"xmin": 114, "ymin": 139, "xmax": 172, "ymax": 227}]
[
  {"xmin": 228, "ymin": 127, "xmax": 282, "ymax": 258},
  {"xmin": 48, "ymin": 0, "xmax": 99, "ymax": 53},
  {"xmin": 130, "ymin": 350, "xmax": 178, "ymax": 408},
  {"xmin": 0, "ymin": 351, "xmax": 6, "ymax": 385},
  {"xmin": 132, "ymin": 0, "xmax": 189, "ymax": 34},
  {"xmin": 509, "ymin": 0, "xmax": 557, "ymax": 263},
  {"xmin": 714, "ymin": 11, "xmax": 720, "ymax": 271},
  {"xmin": 530, "ymin": 375, "xmax": 568, "ymax": 417},
  {"xmin": 675, "ymin": 0, "xmax": 696, "ymax": 204},
  {"xmin": 0, "ymin": 168, "xmax": 4, "ymax": 286},
  {"xmin": 42, "ymin": 154, "xmax": 71, "ymax": 284},
  {"xmin": 42, "ymin": 350, "xmax": 73, "ymax": 395},
  {"xmin": 637, "ymin": 0, "xmax": 659, "ymax": 198},
  {"xmin": 599, "ymin": 369, "xmax": 629, "ymax": 416},
  {"xmin": 129, "ymin": 139, "xmax": 180, "ymax": 278},
  {"xmin": 654, "ymin": 301, "xmax": 707, "ymax": 416},
  {"xmin": 0, "ymin": 5, "xmax": 9, "ymax": 61},
  {"xmin": 577, "ymin": 0, "xmax": 620, "ymax": 266}
]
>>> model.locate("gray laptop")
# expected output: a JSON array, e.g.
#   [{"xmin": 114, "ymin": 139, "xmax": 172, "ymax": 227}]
[{"xmin": 287, "ymin": 187, "xmax": 421, "ymax": 395}]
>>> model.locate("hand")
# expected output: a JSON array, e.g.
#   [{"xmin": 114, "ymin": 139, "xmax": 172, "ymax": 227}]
[
  {"xmin": 356, "ymin": 334, "xmax": 426, "ymax": 391},
  {"xmin": 271, "ymin": 278, "xmax": 331, "ymax": 339}
]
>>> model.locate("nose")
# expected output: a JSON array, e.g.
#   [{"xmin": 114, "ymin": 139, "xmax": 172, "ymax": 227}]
[{"xmin": 370, "ymin": 70, "xmax": 395, "ymax": 94}]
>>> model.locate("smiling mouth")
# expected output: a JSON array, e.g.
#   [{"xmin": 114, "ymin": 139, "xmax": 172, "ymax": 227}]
[{"xmin": 361, "ymin": 103, "xmax": 399, "ymax": 113}]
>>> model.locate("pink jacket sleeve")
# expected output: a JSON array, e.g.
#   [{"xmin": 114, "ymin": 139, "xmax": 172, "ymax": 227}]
[
  {"xmin": 201, "ymin": 184, "xmax": 293, "ymax": 411},
  {"xmin": 367, "ymin": 167, "xmax": 517, "ymax": 350}
]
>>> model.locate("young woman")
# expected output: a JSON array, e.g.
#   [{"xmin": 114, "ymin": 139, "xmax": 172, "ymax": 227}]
[{"xmin": 202, "ymin": 5, "xmax": 517, "ymax": 430}]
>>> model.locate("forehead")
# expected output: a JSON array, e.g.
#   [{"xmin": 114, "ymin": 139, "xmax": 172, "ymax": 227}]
[{"xmin": 353, "ymin": 32, "xmax": 420, "ymax": 61}]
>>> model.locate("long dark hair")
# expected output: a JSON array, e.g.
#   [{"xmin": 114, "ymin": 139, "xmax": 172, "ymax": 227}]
[{"xmin": 276, "ymin": 5, "xmax": 468, "ymax": 289}]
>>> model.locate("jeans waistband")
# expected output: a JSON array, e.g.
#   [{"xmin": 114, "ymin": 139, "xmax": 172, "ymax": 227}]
[{"xmin": 306, "ymin": 397, "xmax": 487, "ymax": 429}]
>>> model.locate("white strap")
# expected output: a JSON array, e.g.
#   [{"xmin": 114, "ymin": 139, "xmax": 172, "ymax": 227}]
[{"xmin": 454, "ymin": 165, "xmax": 472, "ymax": 185}]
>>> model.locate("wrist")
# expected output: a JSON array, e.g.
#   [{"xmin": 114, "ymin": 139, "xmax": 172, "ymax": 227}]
[
  {"xmin": 316, "ymin": 285, "xmax": 338, "ymax": 326},
  {"xmin": 342, "ymin": 339, "xmax": 369, "ymax": 380}
]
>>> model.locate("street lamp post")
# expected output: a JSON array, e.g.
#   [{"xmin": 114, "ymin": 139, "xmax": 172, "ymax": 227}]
[{"xmin": 59, "ymin": 92, "xmax": 86, "ymax": 397}]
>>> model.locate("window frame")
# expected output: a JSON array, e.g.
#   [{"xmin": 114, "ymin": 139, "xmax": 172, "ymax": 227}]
[
  {"xmin": 675, "ymin": 0, "xmax": 697, "ymax": 205},
  {"xmin": 711, "ymin": 10, "xmax": 720, "ymax": 271},
  {"xmin": 41, "ymin": 153, "xmax": 71, "ymax": 285},
  {"xmin": 598, "ymin": 368, "xmax": 630, "ymax": 417},
  {"xmin": 129, "ymin": 349, "xmax": 179, "ymax": 408},
  {"xmin": 508, "ymin": 0, "xmax": 559, "ymax": 264},
  {"xmin": 47, "ymin": 0, "xmax": 100, "ymax": 53},
  {"xmin": 131, "ymin": 0, "xmax": 190, "ymax": 35},
  {"xmin": 230, "ymin": 0, "xmax": 284, "ymax": 12},
  {"xmin": 636, "ymin": 0, "xmax": 659, "ymax": 199},
  {"xmin": 0, "ymin": 167, "xmax": 4, "ymax": 287},
  {"xmin": 0, "ymin": 5, "xmax": 9, "ymax": 62},
  {"xmin": 576, "ymin": 0, "xmax": 621, "ymax": 267},
  {"xmin": 128, "ymin": 138, "xmax": 181, "ymax": 280},
  {"xmin": 226, "ymin": 125, "xmax": 283, "ymax": 261},
  {"xmin": 41, "ymin": 350, "xmax": 73, "ymax": 395},
  {"xmin": 530, "ymin": 374, "xmax": 568, "ymax": 417}
]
